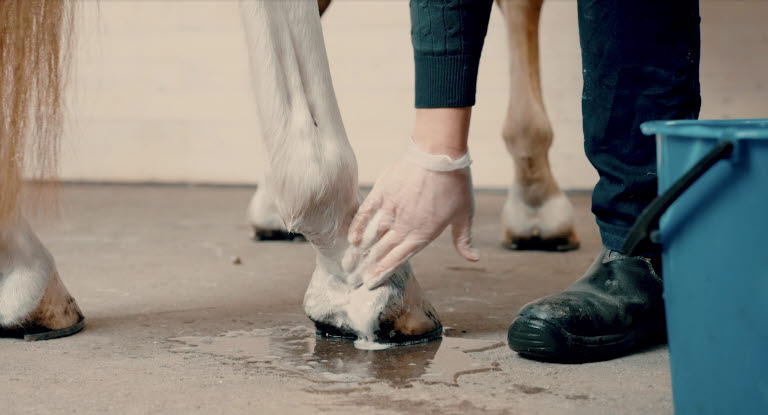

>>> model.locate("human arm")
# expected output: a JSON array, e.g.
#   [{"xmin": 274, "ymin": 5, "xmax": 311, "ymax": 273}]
[{"xmin": 343, "ymin": 0, "xmax": 493, "ymax": 289}]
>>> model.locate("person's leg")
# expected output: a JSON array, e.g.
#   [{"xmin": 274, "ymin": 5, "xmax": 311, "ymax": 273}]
[
  {"xmin": 508, "ymin": 0, "xmax": 700, "ymax": 362},
  {"xmin": 582, "ymin": 0, "xmax": 701, "ymax": 255}
]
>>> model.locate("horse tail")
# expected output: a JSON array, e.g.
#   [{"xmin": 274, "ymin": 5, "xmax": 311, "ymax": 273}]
[{"xmin": 0, "ymin": 0, "xmax": 75, "ymax": 224}]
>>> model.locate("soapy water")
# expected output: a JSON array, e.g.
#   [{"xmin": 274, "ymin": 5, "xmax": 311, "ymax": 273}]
[
  {"xmin": 170, "ymin": 326, "xmax": 503, "ymax": 387},
  {"xmin": 353, "ymin": 338, "xmax": 393, "ymax": 351}
]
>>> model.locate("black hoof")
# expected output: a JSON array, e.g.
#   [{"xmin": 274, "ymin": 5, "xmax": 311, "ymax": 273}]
[
  {"xmin": 1, "ymin": 317, "xmax": 85, "ymax": 342},
  {"xmin": 313, "ymin": 320, "xmax": 443, "ymax": 346},
  {"xmin": 503, "ymin": 235, "xmax": 579, "ymax": 252},
  {"xmin": 313, "ymin": 321, "xmax": 357, "ymax": 340},
  {"xmin": 376, "ymin": 325, "xmax": 444, "ymax": 346},
  {"xmin": 252, "ymin": 228, "xmax": 306, "ymax": 242}
]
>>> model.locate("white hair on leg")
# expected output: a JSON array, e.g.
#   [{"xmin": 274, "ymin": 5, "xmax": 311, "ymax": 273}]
[
  {"xmin": 496, "ymin": 0, "xmax": 579, "ymax": 251},
  {"xmin": 502, "ymin": 183, "xmax": 575, "ymax": 239},
  {"xmin": 239, "ymin": 0, "xmax": 357, "ymax": 245},
  {"xmin": 238, "ymin": 0, "xmax": 441, "ymax": 346},
  {"xmin": 0, "ymin": 219, "xmax": 56, "ymax": 327},
  {"xmin": 247, "ymin": 181, "xmax": 289, "ymax": 233}
]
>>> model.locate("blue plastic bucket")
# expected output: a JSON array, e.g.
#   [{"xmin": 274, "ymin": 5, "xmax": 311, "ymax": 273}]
[{"xmin": 634, "ymin": 119, "xmax": 768, "ymax": 414}]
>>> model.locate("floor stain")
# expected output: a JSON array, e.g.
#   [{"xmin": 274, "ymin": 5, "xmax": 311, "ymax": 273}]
[
  {"xmin": 446, "ymin": 266, "xmax": 487, "ymax": 273},
  {"xmin": 514, "ymin": 384, "xmax": 549, "ymax": 395},
  {"xmin": 566, "ymin": 393, "xmax": 590, "ymax": 400},
  {"xmin": 169, "ymin": 326, "xmax": 503, "ymax": 388}
]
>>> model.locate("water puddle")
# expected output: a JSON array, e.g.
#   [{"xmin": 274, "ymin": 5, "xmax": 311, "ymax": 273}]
[{"xmin": 169, "ymin": 326, "xmax": 503, "ymax": 388}]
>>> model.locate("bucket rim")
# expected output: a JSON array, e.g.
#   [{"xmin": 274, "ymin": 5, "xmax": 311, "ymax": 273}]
[{"xmin": 641, "ymin": 118, "xmax": 768, "ymax": 140}]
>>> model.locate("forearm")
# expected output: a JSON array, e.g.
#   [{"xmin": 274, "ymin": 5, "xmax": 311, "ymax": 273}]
[
  {"xmin": 410, "ymin": 0, "xmax": 492, "ymax": 156},
  {"xmin": 411, "ymin": 0, "xmax": 493, "ymax": 108},
  {"xmin": 412, "ymin": 107, "xmax": 471, "ymax": 159}
]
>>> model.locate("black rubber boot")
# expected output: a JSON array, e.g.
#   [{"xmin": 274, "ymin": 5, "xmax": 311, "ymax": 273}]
[{"xmin": 508, "ymin": 249, "xmax": 666, "ymax": 363}]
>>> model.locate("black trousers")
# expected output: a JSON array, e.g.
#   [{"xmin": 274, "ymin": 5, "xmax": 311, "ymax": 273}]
[{"xmin": 578, "ymin": 0, "xmax": 701, "ymax": 255}]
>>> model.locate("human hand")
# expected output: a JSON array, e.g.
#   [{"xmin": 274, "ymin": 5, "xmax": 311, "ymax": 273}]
[{"xmin": 342, "ymin": 139, "xmax": 479, "ymax": 290}]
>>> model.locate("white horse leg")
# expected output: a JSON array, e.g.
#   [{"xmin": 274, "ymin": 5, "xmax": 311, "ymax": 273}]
[
  {"xmin": 246, "ymin": 0, "xmax": 331, "ymax": 242},
  {"xmin": 0, "ymin": 218, "xmax": 84, "ymax": 340},
  {"xmin": 239, "ymin": 0, "xmax": 440, "ymax": 346},
  {"xmin": 496, "ymin": 0, "xmax": 579, "ymax": 251},
  {"xmin": 247, "ymin": 177, "xmax": 297, "ymax": 241}
]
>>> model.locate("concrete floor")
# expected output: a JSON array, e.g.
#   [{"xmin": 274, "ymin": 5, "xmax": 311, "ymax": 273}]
[{"xmin": 1, "ymin": 185, "xmax": 671, "ymax": 414}]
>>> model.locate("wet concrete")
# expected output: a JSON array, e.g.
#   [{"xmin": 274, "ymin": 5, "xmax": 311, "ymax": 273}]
[
  {"xmin": 170, "ymin": 326, "xmax": 503, "ymax": 388},
  {"xmin": 0, "ymin": 185, "xmax": 672, "ymax": 414}
]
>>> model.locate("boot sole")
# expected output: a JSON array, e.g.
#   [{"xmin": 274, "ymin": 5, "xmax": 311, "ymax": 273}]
[{"xmin": 507, "ymin": 316, "xmax": 663, "ymax": 363}]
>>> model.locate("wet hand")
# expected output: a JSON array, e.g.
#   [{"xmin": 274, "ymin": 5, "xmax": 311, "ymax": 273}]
[{"xmin": 342, "ymin": 140, "xmax": 479, "ymax": 289}]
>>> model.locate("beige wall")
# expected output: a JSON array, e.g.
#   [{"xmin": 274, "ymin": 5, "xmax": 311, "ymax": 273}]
[{"xmin": 59, "ymin": 0, "xmax": 768, "ymax": 189}]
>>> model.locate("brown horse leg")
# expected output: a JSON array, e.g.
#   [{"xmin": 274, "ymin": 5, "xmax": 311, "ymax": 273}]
[
  {"xmin": 495, "ymin": 0, "xmax": 579, "ymax": 251},
  {"xmin": 0, "ymin": 1, "xmax": 84, "ymax": 340}
]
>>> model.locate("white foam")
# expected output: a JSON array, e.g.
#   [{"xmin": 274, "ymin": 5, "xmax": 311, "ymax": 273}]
[{"xmin": 353, "ymin": 338, "xmax": 392, "ymax": 351}]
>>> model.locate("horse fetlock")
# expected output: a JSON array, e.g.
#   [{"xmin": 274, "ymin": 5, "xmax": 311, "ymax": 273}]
[
  {"xmin": 502, "ymin": 118, "xmax": 559, "ymax": 204},
  {"xmin": 502, "ymin": 108, "xmax": 553, "ymax": 150}
]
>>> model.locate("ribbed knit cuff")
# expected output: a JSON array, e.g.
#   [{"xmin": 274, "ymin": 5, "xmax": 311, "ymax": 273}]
[{"xmin": 414, "ymin": 54, "xmax": 480, "ymax": 108}]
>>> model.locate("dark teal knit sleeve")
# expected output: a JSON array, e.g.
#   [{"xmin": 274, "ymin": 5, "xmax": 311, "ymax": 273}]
[{"xmin": 410, "ymin": 0, "xmax": 493, "ymax": 108}]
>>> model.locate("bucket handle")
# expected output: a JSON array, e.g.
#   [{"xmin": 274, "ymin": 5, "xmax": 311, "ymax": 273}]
[{"xmin": 622, "ymin": 140, "xmax": 734, "ymax": 256}]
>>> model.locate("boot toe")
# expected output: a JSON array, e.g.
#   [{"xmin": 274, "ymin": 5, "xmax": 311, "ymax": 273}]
[
  {"xmin": 516, "ymin": 291, "xmax": 612, "ymax": 337},
  {"xmin": 508, "ymin": 249, "xmax": 666, "ymax": 362}
]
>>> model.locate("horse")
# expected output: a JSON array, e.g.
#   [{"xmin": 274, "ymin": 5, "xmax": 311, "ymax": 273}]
[{"xmin": 0, "ymin": 0, "xmax": 576, "ymax": 347}]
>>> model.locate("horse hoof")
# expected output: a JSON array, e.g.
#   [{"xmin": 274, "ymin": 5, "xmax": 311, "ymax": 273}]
[
  {"xmin": 502, "ymin": 229, "xmax": 580, "ymax": 252},
  {"xmin": 313, "ymin": 320, "xmax": 357, "ymax": 339},
  {"xmin": 252, "ymin": 227, "xmax": 306, "ymax": 242},
  {"xmin": 374, "ymin": 324, "xmax": 443, "ymax": 346},
  {"xmin": 308, "ymin": 273, "xmax": 442, "ymax": 347},
  {"xmin": 1, "ymin": 273, "xmax": 84, "ymax": 341},
  {"xmin": 21, "ymin": 317, "xmax": 85, "ymax": 341},
  {"xmin": 313, "ymin": 320, "xmax": 442, "ymax": 346}
]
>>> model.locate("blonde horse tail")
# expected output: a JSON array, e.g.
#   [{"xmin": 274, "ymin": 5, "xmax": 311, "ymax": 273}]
[{"xmin": 0, "ymin": 0, "xmax": 75, "ymax": 225}]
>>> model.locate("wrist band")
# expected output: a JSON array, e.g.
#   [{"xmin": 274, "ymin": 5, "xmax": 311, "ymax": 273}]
[{"xmin": 405, "ymin": 137, "xmax": 472, "ymax": 172}]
